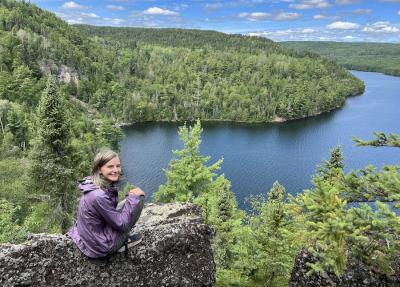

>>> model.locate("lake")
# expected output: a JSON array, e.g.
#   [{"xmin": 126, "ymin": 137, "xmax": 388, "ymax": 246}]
[{"xmin": 121, "ymin": 71, "xmax": 400, "ymax": 208}]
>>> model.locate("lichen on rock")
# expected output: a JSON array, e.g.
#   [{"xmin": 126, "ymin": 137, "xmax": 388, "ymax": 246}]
[
  {"xmin": 289, "ymin": 249, "xmax": 400, "ymax": 287},
  {"xmin": 0, "ymin": 203, "xmax": 215, "ymax": 287}
]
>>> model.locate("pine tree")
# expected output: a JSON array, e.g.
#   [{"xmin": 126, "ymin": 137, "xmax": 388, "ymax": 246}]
[
  {"xmin": 318, "ymin": 145, "xmax": 344, "ymax": 181},
  {"xmin": 298, "ymin": 141, "xmax": 400, "ymax": 277},
  {"xmin": 326, "ymin": 145, "xmax": 344, "ymax": 170},
  {"xmin": 153, "ymin": 119, "xmax": 222, "ymax": 203},
  {"xmin": 246, "ymin": 181, "xmax": 300, "ymax": 286},
  {"xmin": 297, "ymin": 178, "xmax": 349, "ymax": 275},
  {"xmin": 97, "ymin": 117, "xmax": 123, "ymax": 152},
  {"xmin": 29, "ymin": 77, "xmax": 75, "ymax": 233},
  {"xmin": 353, "ymin": 132, "xmax": 400, "ymax": 148}
]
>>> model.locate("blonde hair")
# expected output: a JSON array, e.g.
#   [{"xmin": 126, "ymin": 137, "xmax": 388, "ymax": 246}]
[{"xmin": 91, "ymin": 149, "xmax": 119, "ymax": 189}]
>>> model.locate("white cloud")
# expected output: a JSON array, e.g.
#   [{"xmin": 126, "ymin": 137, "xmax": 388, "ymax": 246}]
[
  {"xmin": 274, "ymin": 12, "xmax": 301, "ymax": 21},
  {"xmin": 289, "ymin": 0, "xmax": 331, "ymax": 10},
  {"xmin": 248, "ymin": 27, "xmax": 318, "ymax": 41},
  {"xmin": 143, "ymin": 7, "xmax": 179, "ymax": 16},
  {"xmin": 398, "ymin": 10, "xmax": 400, "ymax": 15},
  {"xmin": 62, "ymin": 1, "xmax": 87, "ymax": 10},
  {"xmin": 127, "ymin": 8, "xmax": 184, "ymax": 28},
  {"xmin": 252, "ymin": 12, "xmax": 270, "ymax": 20},
  {"xmin": 363, "ymin": 21, "xmax": 399, "ymax": 33},
  {"xmin": 55, "ymin": 12, "xmax": 68, "ymax": 18},
  {"xmin": 290, "ymin": 3, "xmax": 313, "ymax": 9},
  {"xmin": 238, "ymin": 12, "xmax": 271, "ymax": 21},
  {"xmin": 335, "ymin": 0, "xmax": 360, "ymax": 4},
  {"xmin": 353, "ymin": 9, "xmax": 372, "ymax": 14},
  {"xmin": 66, "ymin": 18, "xmax": 84, "ymax": 24},
  {"xmin": 205, "ymin": 3, "xmax": 223, "ymax": 10},
  {"xmin": 106, "ymin": 5, "xmax": 125, "ymax": 11},
  {"xmin": 238, "ymin": 11, "xmax": 300, "ymax": 21},
  {"xmin": 80, "ymin": 12, "xmax": 99, "ymax": 19},
  {"xmin": 326, "ymin": 21, "xmax": 360, "ymax": 29},
  {"xmin": 313, "ymin": 14, "xmax": 326, "ymax": 19},
  {"xmin": 246, "ymin": 20, "xmax": 399, "ymax": 42},
  {"xmin": 103, "ymin": 18, "xmax": 126, "ymax": 25}
]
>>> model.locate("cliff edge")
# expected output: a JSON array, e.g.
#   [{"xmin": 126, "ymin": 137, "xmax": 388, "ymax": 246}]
[{"xmin": 0, "ymin": 203, "xmax": 215, "ymax": 287}]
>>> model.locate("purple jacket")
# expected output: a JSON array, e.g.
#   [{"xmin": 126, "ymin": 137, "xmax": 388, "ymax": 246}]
[{"xmin": 67, "ymin": 177, "xmax": 141, "ymax": 258}]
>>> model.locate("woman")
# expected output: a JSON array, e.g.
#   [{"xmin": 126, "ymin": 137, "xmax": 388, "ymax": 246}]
[{"xmin": 68, "ymin": 149, "xmax": 145, "ymax": 258}]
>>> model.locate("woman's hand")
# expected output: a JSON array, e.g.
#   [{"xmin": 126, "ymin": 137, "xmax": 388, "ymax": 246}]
[{"xmin": 129, "ymin": 187, "xmax": 145, "ymax": 197}]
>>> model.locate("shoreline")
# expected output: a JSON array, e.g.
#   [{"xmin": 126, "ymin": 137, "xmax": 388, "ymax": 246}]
[
  {"xmin": 118, "ymin": 79, "xmax": 365, "ymax": 128},
  {"xmin": 119, "ymin": 94, "xmax": 362, "ymax": 128}
]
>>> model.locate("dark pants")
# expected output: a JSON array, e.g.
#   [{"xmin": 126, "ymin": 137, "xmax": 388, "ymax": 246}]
[{"xmin": 109, "ymin": 196, "xmax": 144, "ymax": 254}]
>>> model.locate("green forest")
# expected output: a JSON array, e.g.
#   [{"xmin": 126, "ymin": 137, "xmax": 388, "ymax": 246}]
[
  {"xmin": 283, "ymin": 41, "xmax": 400, "ymax": 77},
  {"xmin": 0, "ymin": 0, "xmax": 399, "ymax": 286}
]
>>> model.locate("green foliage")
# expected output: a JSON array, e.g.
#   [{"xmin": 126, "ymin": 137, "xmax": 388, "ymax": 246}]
[
  {"xmin": 76, "ymin": 25, "xmax": 364, "ymax": 123},
  {"xmin": 195, "ymin": 175, "xmax": 244, "ymax": 279},
  {"xmin": 326, "ymin": 145, "xmax": 344, "ymax": 170},
  {"xmin": 296, "ymin": 178, "xmax": 349, "ymax": 275},
  {"xmin": 120, "ymin": 182, "xmax": 136, "ymax": 201},
  {"xmin": 154, "ymin": 120, "xmax": 248, "ymax": 285},
  {"xmin": 0, "ymin": 131, "xmax": 21, "ymax": 159},
  {"xmin": 283, "ymin": 41, "xmax": 400, "ymax": 77},
  {"xmin": 0, "ymin": 158, "xmax": 30, "ymax": 220},
  {"xmin": 353, "ymin": 132, "xmax": 400, "ymax": 148},
  {"xmin": 242, "ymin": 182, "xmax": 301, "ymax": 286},
  {"xmin": 297, "ymin": 138, "xmax": 400, "ymax": 277},
  {"xmin": 340, "ymin": 165, "xmax": 400, "ymax": 202},
  {"xmin": 22, "ymin": 201, "xmax": 61, "ymax": 233},
  {"xmin": 29, "ymin": 77, "xmax": 76, "ymax": 232},
  {"xmin": 97, "ymin": 117, "xmax": 124, "ymax": 152},
  {"xmin": 0, "ymin": 199, "xmax": 26, "ymax": 243},
  {"xmin": 153, "ymin": 120, "xmax": 222, "ymax": 203},
  {"xmin": 347, "ymin": 202, "xmax": 400, "ymax": 276}
]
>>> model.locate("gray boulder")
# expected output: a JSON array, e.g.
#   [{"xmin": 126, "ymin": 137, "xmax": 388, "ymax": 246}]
[
  {"xmin": 289, "ymin": 249, "xmax": 399, "ymax": 287},
  {"xmin": 0, "ymin": 203, "xmax": 215, "ymax": 287}
]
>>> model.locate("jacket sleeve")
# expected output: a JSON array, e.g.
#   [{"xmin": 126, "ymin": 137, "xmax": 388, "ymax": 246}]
[{"xmin": 92, "ymin": 193, "xmax": 141, "ymax": 232}]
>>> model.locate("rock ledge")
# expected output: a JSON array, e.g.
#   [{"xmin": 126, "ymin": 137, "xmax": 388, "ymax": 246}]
[{"xmin": 0, "ymin": 203, "xmax": 215, "ymax": 287}]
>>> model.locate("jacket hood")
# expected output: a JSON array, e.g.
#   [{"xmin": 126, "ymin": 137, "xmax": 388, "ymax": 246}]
[{"xmin": 78, "ymin": 177, "xmax": 99, "ymax": 194}]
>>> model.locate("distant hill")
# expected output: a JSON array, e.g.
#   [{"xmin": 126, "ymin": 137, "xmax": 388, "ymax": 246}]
[
  {"xmin": 76, "ymin": 25, "xmax": 284, "ymax": 54},
  {"xmin": 282, "ymin": 41, "xmax": 400, "ymax": 76},
  {"xmin": 75, "ymin": 25, "xmax": 364, "ymax": 122},
  {"xmin": 0, "ymin": 0, "xmax": 364, "ymax": 125}
]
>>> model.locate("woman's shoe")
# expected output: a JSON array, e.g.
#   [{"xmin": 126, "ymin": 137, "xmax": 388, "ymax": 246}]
[{"xmin": 118, "ymin": 233, "xmax": 143, "ymax": 253}]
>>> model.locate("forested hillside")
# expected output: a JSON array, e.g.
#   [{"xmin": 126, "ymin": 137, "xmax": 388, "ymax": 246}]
[
  {"xmin": 0, "ymin": 0, "xmax": 122, "ymax": 234},
  {"xmin": 0, "ymin": 0, "xmax": 365, "ymax": 129},
  {"xmin": 76, "ymin": 25, "xmax": 364, "ymax": 122},
  {"xmin": 282, "ymin": 41, "xmax": 400, "ymax": 77},
  {"xmin": 77, "ymin": 25, "xmax": 284, "ymax": 52}
]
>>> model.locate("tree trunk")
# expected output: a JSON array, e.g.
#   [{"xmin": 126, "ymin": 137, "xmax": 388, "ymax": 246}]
[{"xmin": 0, "ymin": 117, "xmax": 4, "ymax": 134}]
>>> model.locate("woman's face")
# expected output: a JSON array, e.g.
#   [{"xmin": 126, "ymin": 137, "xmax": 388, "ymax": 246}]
[{"xmin": 100, "ymin": 156, "xmax": 121, "ymax": 182}]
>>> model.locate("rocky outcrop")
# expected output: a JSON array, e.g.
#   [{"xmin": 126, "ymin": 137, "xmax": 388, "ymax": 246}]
[
  {"xmin": 0, "ymin": 203, "xmax": 215, "ymax": 287},
  {"xmin": 289, "ymin": 250, "xmax": 400, "ymax": 287},
  {"xmin": 57, "ymin": 64, "xmax": 79, "ymax": 84},
  {"xmin": 39, "ymin": 60, "xmax": 79, "ymax": 85}
]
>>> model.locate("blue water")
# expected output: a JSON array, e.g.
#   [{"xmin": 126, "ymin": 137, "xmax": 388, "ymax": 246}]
[{"xmin": 121, "ymin": 71, "xmax": 400, "ymax": 208}]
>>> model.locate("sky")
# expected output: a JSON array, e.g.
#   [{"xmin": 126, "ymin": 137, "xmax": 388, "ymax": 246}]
[{"xmin": 32, "ymin": 0, "xmax": 400, "ymax": 42}]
